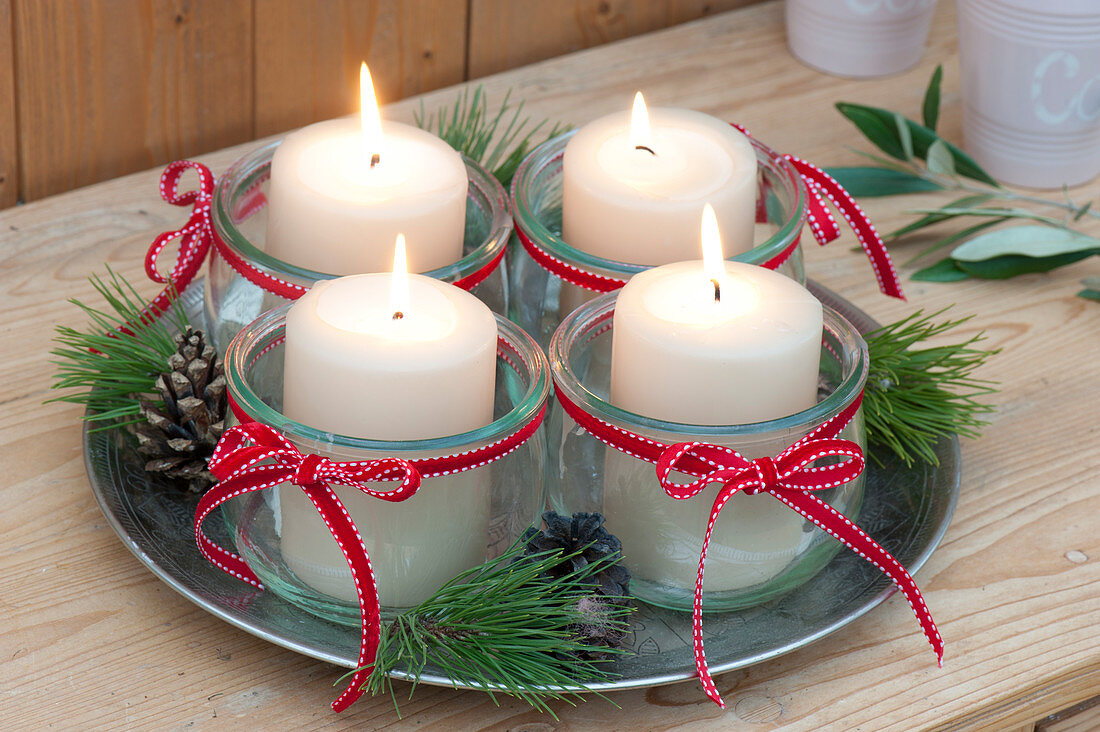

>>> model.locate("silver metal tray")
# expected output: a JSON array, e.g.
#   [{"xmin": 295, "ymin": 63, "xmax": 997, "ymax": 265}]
[{"xmin": 84, "ymin": 281, "xmax": 960, "ymax": 693}]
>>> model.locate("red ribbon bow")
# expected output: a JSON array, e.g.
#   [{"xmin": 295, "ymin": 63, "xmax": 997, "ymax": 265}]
[
  {"xmin": 553, "ymin": 383, "xmax": 942, "ymax": 708},
  {"xmin": 196, "ymin": 378, "xmax": 546, "ymax": 712},
  {"xmin": 196, "ymin": 422, "xmax": 420, "ymax": 712},
  {"xmin": 655, "ymin": 438, "xmax": 864, "ymax": 500},
  {"xmin": 514, "ymin": 126, "xmax": 904, "ymax": 300},
  {"xmin": 138, "ymin": 160, "xmax": 505, "ymax": 328}
]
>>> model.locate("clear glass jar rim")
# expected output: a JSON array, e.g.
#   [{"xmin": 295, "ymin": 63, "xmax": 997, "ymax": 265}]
[
  {"xmin": 510, "ymin": 129, "xmax": 807, "ymax": 278},
  {"xmin": 225, "ymin": 305, "xmax": 550, "ymax": 452},
  {"xmin": 549, "ymin": 292, "xmax": 869, "ymax": 438},
  {"xmin": 211, "ymin": 139, "xmax": 512, "ymax": 284}
]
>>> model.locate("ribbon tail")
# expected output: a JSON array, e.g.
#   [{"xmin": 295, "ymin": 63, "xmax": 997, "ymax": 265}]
[
  {"xmin": 788, "ymin": 156, "xmax": 905, "ymax": 300},
  {"xmin": 691, "ymin": 481, "xmax": 752, "ymax": 708},
  {"xmin": 300, "ymin": 484, "xmax": 382, "ymax": 713},
  {"xmin": 148, "ymin": 226, "xmax": 212, "ymax": 321},
  {"xmin": 774, "ymin": 490, "xmax": 944, "ymax": 664},
  {"xmin": 804, "ymin": 179, "xmax": 843, "ymax": 244},
  {"xmin": 194, "ymin": 474, "xmax": 269, "ymax": 590}
]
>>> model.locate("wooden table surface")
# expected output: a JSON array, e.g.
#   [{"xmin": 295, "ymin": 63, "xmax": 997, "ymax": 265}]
[{"xmin": 2, "ymin": 2, "xmax": 1097, "ymax": 729}]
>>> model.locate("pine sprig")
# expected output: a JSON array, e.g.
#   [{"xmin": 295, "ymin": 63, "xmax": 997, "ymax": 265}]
[
  {"xmin": 864, "ymin": 309, "xmax": 999, "ymax": 467},
  {"xmin": 416, "ymin": 86, "xmax": 570, "ymax": 187},
  {"xmin": 48, "ymin": 267, "xmax": 189, "ymax": 428},
  {"xmin": 358, "ymin": 537, "xmax": 632, "ymax": 717}
]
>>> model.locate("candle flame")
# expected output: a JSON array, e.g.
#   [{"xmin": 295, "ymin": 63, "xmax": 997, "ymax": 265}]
[
  {"xmin": 701, "ymin": 204, "xmax": 725, "ymax": 301},
  {"xmin": 360, "ymin": 61, "xmax": 384, "ymax": 166},
  {"xmin": 391, "ymin": 234, "xmax": 409, "ymax": 319},
  {"xmin": 630, "ymin": 92, "xmax": 653, "ymax": 153}
]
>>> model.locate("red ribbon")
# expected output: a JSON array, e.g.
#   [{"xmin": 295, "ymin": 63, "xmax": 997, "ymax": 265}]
[
  {"xmin": 553, "ymin": 382, "xmax": 942, "ymax": 708},
  {"xmin": 783, "ymin": 155, "xmax": 904, "ymax": 299},
  {"xmin": 514, "ymin": 128, "xmax": 904, "ymax": 299},
  {"xmin": 141, "ymin": 160, "xmax": 505, "ymax": 320},
  {"xmin": 137, "ymin": 161, "xmax": 217, "ymax": 326},
  {"xmin": 195, "ymin": 395, "xmax": 546, "ymax": 712},
  {"xmin": 196, "ymin": 423, "xmax": 417, "ymax": 712}
]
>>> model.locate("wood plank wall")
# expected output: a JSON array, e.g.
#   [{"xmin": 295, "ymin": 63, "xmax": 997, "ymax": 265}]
[
  {"xmin": 0, "ymin": 0, "xmax": 18, "ymax": 207},
  {"xmin": 0, "ymin": 0, "xmax": 762, "ymax": 209}
]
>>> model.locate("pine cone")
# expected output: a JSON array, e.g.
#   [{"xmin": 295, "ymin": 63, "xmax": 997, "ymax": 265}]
[
  {"xmin": 522, "ymin": 511, "xmax": 632, "ymax": 659},
  {"xmin": 522, "ymin": 511, "xmax": 632, "ymax": 601},
  {"xmin": 130, "ymin": 327, "xmax": 227, "ymax": 493}
]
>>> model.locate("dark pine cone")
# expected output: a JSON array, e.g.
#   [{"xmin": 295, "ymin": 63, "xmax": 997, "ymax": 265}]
[
  {"xmin": 130, "ymin": 327, "xmax": 227, "ymax": 493},
  {"xmin": 522, "ymin": 511, "xmax": 632, "ymax": 659}
]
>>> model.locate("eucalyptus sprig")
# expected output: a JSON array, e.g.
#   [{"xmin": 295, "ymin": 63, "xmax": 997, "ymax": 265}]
[
  {"xmin": 827, "ymin": 65, "xmax": 1100, "ymax": 294},
  {"xmin": 358, "ymin": 537, "xmax": 632, "ymax": 716},
  {"xmin": 864, "ymin": 309, "xmax": 999, "ymax": 467},
  {"xmin": 48, "ymin": 268, "xmax": 189, "ymax": 428},
  {"xmin": 416, "ymin": 86, "xmax": 570, "ymax": 187}
]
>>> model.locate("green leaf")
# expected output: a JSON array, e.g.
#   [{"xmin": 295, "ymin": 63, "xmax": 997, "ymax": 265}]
[
  {"xmin": 895, "ymin": 112, "xmax": 914, "ymax": 161},
  {"xmin": 824, "ymin": 166, "xmax": 944, "ymax": 197},
  {"xmin": 888, "ymin": 194, "xmax": 994, "ymax": 239},
  {"xmin": 903, "ymin": 219, "xmax": 1009, "ymax": 266},
  {"xmin": 1077, "ymin": 288, "xmax": 1100, "ymax": 302},
  {"xmin": 919, "ymin": 227, "xmax": 1100, "ymax": 279},
  {"xmin": 908, "ymin": 206, "xmax": 1066, "ymax": 228},
  {"xmin": 926, "ymin": 139, "xmax": 956, "ymax": 176},
  {"xmin": 836, "ymin": 102, "xmax": 907, "ymax": 159},
  {"xmin": 836, "ymin": 102, "xmax": 1000, "ymax": 186},
  {"xmin": 922, "ymin": 65, "xmax": 943, "ymax": 132},
  {"xmin": 912, "ymin": 258, "xmax": 972, "ymax": 282},
  {"xmin": 951, "ymin": 225, "xmax": 1100, "ymax": 261},
  {"xmin": 956, "ymin": 250, "xmax": 1099, "ymax": 279},
  {"xmin": 913, "ymin": 226, "xmax": 1100, "ymax": 279}
]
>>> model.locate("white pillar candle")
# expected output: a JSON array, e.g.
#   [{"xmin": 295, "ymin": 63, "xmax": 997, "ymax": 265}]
[
  {"xmin": 266, "ymin": 64, "xmax": 467, "ymax": 275},
  {"xmin": 604, "ymin": 206, "xmax": 823, "ymax": 594},
  {"xmin": 279, "ymin": 239, "xmax": 497, "ymax": 607},
  {"xmin": 562, "ymin": 94, "xmax": 757, "ymax": 266}
]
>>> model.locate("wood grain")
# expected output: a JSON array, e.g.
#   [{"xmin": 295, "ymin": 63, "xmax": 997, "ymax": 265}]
[
  {"xmin": 467, "ymin": 0, "xmax": 762, "ymax": 79},
  {"xmin": 1037, "ymin": 696, "xmax": 1100, "ymax": 732},
  {"xmin": 0, "ymin": 0, "xmax": 18, "ymax": 207},
  {"xmin": 1, "ymin": 1, "xmax": 1099, "ymax": 729},
  {"xmin": 13, "ymin": 0, "xmax": 254, "ymax": 202},
  {"xmin": 253, "ymin": 0, "xmax": 468, "ymax": 138}
]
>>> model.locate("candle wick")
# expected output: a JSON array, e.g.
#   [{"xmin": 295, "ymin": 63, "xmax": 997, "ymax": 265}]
[
  {"xmin": 370, "ymin": 153, "xmax": 381, "ymax": 168},
  {"xmin": 711, "ymin": 279, "xmax": 721, "ymax": 303},
  {"xmin": 634, "ymin": 144, "xmax": 656, "ymax": 156},
  {"xmin": 392, "ymin": 311, "xmax": 404, "ymax": 320}
]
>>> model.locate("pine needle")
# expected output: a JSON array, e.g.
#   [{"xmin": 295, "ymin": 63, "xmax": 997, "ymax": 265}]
[
  {"xmin": 864, "ymin": 309, "xmax": 999, "ymax": 467},
  {"xmin": 356, "ymin": 537, "xmax": 632, "ymax": 717},
  {"xmin": 48, "ymin": 267, "xmax": 189, "ymax": 429},
  {"xmin": 415, "ymin": 86, "xmax": 571, "ymax": 186}
]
